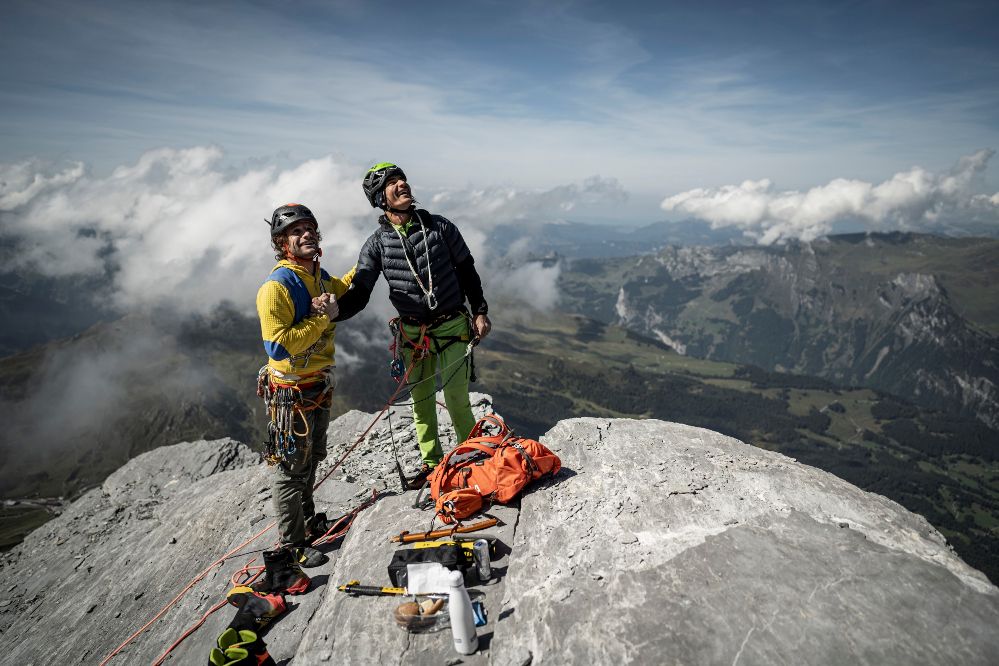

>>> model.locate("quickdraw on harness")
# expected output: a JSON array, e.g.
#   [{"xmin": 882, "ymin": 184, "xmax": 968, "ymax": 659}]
[
  {"xmin": 389, "ymin": 318, "xmax": 429, "ymax": 378},
  {"xmin": 388, "ymin": 311, "xmax": 478, "ymax": 385},
  {"xmin": 256, "ymin": 367, "xmax": 333, "ymax": 465}
]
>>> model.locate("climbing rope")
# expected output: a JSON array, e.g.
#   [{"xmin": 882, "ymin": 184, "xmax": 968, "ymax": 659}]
[
  {"xmin": 393, "ymin": 344, "xmax": 475, "ymax": 409},
  {"xmin": 100, "ymin": 361, "xmax": 419, "ymax": 665},
  {"xmin": 98, "ymin": 521, "xmax": 276, "ymax": 666},
  {"xmin": 101, "ymin": 315, "xmax": 482, "ymax": 664}
]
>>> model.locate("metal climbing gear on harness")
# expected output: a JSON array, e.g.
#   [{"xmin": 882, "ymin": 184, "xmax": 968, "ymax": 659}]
[
  {"xmin": 388, "ymin": 312, "xmax": 477, "ymax": 387},
  {"xmin": 257, "ymin": 366, "xmax": 333, "ymax": 464},
  {"xmin": 285, "ymin": 333, "xmax": 326, "ymax": 370},
  {"xmin": 389, "ymin": 318, "xmax": 431, "ymax": 378}
]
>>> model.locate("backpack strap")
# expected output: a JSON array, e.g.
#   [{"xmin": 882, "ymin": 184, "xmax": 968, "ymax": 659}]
[
  {"xmin": 434, "ymin": 436, "xmax": 502, "ymax": 471},
  {"xmin": 451, "ymin": 440, "xmax": 504, "ymax": 460},
  {"xmin": 507, "ymin": 439, "xmax": 540, "ymax": 476},
  {"xmin": 468, "ymin": 414, "xmax": 509, "ymax": 439}
]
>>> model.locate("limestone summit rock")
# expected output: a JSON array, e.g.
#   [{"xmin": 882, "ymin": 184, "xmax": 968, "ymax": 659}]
[
  {"xmin": 490, "ymin": 418, "xmax": 997, "ymax": 666},
  {"xmin": 0, "ymin": 397, "xmax": 996, "ymax": 665}
]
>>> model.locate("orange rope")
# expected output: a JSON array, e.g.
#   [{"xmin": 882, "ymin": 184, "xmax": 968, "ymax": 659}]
[
  {"xmin": 98, "ymin": 520, "xmax": 276, "ymax": 666},
  {"xmin": 149, "ymin": 562, "xmax": 268, "ymax": 666},
  {"xmin": 151, "ymin": 599, "xmax": 227, "ymax": 666},
  {"xmin": 101, "ymin": 360, "xmax": 419, "ymax": 665},
  {"xmin": 312, "ymin": 489, "xmax": 379, "ymax": 547}
]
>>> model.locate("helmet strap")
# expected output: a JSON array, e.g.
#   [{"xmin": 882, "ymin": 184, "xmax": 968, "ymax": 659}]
[
  {"xmin": 283, "ymin": 241, "xmax": 319, "ymax": 269},
  {"xmin": 382, "ymin": 196, "xmax": 418, "ymax": 216}
]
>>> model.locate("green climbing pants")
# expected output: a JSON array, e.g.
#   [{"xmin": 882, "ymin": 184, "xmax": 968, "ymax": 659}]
[
  {"xmin": 401, "ymin": 315, "xmax": 476, "ymax": 467},
  {"xmin": 271, "ymin": 381, "xmax": 331, "ymax": 547}
]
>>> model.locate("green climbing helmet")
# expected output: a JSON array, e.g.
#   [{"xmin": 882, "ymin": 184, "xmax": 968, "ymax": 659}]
[{"xmin": 362, "ymin": 162, "xmax": 407, "ymax": 209}]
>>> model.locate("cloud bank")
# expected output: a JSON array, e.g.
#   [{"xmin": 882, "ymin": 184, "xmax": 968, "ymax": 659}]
[
  {"xmin": 0, "ymin": 148, "xmax": 619, "ymax": 318},
  {"xmin": 660, "ymin": 150, "xmax": 999, "ymax": 244}
]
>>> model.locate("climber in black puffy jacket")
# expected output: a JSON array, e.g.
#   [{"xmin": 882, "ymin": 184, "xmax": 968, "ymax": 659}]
[{"xmin": 336, "ymin": 163, "xmax": 491, "ymax": 489}]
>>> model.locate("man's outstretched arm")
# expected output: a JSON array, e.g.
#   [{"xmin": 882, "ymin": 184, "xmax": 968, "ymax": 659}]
[
  {"xmin": 333, "ymin": 267, "xmax": 377, "ymax": 321},
  {"xmin": 333, "ymin": 235, "xmax": 382, "ymax": 322}
]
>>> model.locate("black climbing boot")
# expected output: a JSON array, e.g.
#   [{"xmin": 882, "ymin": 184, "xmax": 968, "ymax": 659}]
[
  {"xmin": 305, "ymin": 511, "xmax": 352, "ymax": 547},
  {"xmin": 252, "ymin": 547, "xmax": 310, "ymax": 595},
  {"xmin": 405, "ymin": 463, "xmax": 434, "ymax": 491}
]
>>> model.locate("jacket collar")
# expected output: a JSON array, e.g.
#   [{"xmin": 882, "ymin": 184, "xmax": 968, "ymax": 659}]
[{"xmin": 274, "ymin": 258, "xmax": 320, "ymax": 280}]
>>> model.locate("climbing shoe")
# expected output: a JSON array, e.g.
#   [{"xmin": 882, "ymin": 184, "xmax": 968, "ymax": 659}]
[
  {"xmin": 293, "ymin": 544, "xmax": 329, "ymax": 568},
  {"xmin": 251, "ymin": 547, "xmax": 310, "ymax": 595},
  {"xmin": 405, "ymin": 464, "xmax": 434, "ymax": 491},
  {"xmin": 225, "ymin": 586, "xmax": 287, "ymax": 631},
  {"xmin": 305, "ymin": 511, "xmax": 352, "ymax": 547},
  {"xmin": 208, "ymin": 627, "xmax": 276, "ymax": 666}
]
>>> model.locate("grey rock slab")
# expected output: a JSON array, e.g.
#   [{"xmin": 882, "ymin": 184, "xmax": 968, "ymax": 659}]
[
  {"xmin": 490, "ymin": 418, "xmax": 999, "ymax": 666},
  {"xmin": 0, "ymin": 438, "xmax": 362, "ymax": 664},
  {"xmin": 327, "ymin": 393, "xmax": 495, "ymax": 487},
  {"xmin": 295, "ymin": 490, "xmax": 517, "ymax": 665},
  {"xmin": 101, "ymin": 437, "xmax": 257, "ymax": 505},
  {"xmin": 4, "ymin": 406, "xmax": 995, "ymax": 665},
  {"xmin": 0, "ymin": 397, "xmax": 498, "ymax": 664}
]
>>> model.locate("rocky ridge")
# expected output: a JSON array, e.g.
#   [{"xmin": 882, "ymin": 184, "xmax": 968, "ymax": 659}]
[
  {"xmin": 1, "ymin": 394, "xmax": 997, "ymax": 665},
  {"xmin": 591, "ymin": 238, "xmax": 999, "ymax": 428}
]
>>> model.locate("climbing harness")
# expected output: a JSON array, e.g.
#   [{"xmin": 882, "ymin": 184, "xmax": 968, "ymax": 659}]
[
  {"xmin": 388, "ymin": 311, "xmax": 478, "ymax": 396},
  {"xmin": 391, "ymin": 211, "xmax": 437, "ymax": 310},
  {"xmin": 390, "ymin": 319, "xmax": 431, "ymax": 369},
  {"xmin": 256, "ymin": 367, "xmax": 334, "ymax": 465}
]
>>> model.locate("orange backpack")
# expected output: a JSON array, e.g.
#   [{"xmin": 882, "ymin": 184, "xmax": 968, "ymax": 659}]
[
  {"xmin": 428, "ymin": 415, "xmax": 561, "ymax": 523},
  {"xmin": 434, "ymin": 488, "xmax": 483, "ymax": 525}
]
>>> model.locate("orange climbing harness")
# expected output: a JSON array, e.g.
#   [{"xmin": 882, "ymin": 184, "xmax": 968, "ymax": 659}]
[{"xmin": 257, "ymin": 367, "xmax": 335, "ymax": 464}]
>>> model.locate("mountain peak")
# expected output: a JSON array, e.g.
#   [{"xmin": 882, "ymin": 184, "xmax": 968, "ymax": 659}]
[{"xmin": 1, "ymin": 402, "xmax": 996, "ymax": 664}]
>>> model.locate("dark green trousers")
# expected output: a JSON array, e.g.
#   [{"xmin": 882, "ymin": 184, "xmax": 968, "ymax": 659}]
[{"xmin": 271, "ymin": 383, "xmax": 331, "ymax": 547}]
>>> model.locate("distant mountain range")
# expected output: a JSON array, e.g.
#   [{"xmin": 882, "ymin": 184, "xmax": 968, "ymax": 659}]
[
  {"xmin": 488, "ymin": 218, "xmax": 748, "ymax": 259},
  {"xmin": 1, "ymin": 304, "xmax": 997, "ymax": 582},
  {"xmin": 2, "ymin": 230, "xmax": 997, "ymax": 581},
  {"xmin": 559, "ymin": 232, "xmax": 999, "ymax": 430},
  {"xmin": 0, "ymin": 271, "xmax": 114, "ymax": 357}
]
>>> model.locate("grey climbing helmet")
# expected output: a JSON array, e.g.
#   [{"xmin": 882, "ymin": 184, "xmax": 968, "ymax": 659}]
[{"xmin": 268, "ymin": 203, "xmax": 317, "ymax": 236}]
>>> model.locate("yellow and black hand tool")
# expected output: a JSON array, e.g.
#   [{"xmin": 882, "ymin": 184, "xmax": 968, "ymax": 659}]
[{"xmin": 337, "ymin": 580, "xmax": 408, "ymax": 597}]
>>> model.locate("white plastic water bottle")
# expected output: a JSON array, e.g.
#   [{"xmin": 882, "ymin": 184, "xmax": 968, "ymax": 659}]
[{"xmin": 447, "ymin": 569, "xmax": 478, "ymax": 654}]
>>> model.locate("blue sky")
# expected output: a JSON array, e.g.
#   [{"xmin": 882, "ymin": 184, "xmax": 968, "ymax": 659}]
[{"xmin": 2, "ymin": 0, "xmax": 998, "ymax": 227}]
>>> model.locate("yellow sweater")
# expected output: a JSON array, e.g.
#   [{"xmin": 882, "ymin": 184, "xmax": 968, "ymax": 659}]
[{"xmin": 256, "ymin": 260, "xmax": 355, "ymax": 384}]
